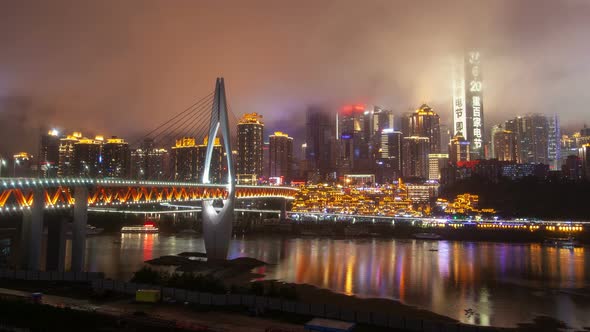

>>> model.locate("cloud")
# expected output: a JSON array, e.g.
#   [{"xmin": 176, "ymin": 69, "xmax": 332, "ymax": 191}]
[{"xmin": 0, "ymin": 0, "xmax": 588, "ymax": 153}]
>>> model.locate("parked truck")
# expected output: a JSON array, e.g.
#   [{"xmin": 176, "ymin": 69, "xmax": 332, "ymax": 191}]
[{"xmin": 135, "ymin": 289, "xmax": 161, "ymax": 303}]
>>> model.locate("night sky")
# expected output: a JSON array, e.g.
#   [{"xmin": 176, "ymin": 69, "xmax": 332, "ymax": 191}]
[{"xmin": 1, "ymin": 0, "xmax": 589, "ymax": 154}]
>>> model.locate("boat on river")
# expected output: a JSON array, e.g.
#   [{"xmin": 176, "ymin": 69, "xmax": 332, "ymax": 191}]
[
  {"xmin": 121, "ymin": 221, "xmax": 159, "ymax": 234},
  {"xmin": 542, "ymin": 237, "xmax": 578, "ymax": 248},
  {"xmin": 414, "ymin": 232, "xmax": 442, "ymax": 240}
]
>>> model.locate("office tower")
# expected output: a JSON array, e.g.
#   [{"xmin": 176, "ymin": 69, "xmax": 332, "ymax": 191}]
[
  {"xmin": 101, "ymin": 137, "xmax": 130, "ymax": 178},
  {"xmin": 404, "ymin": 104, "xmax": 441, "ymax": 153},
  {"xmin": 547, "ymin": 115, "xmax": 561, "ymax": 170},
  {"xmin": 489, "ymin": 124, "xmax": 503, "ymax": 159},
  {"xmin": 428, "ymin": 154, "xmax": 449, "ymax": 181},
  {"xmin": 580, "ymin": 144, "xmax": 590, "ymax": 180},
  {"xmin": 376, "ymin": 129, "xmax": 402, "ymax": 183},
  {"xmin": 58, "ymin": 132, "xmax": 82, "ymax": 177},
  {"xmin": 505, "ymin": 115, "xmax": 549, "ymax": 164},
  {"xmin": 449, "ymin": 134, "xmax": 470, "ymax": 164},
  {"xmin": 73, "ymin": 137, "xmax": 101, "ymax": 177},
  {"xmin": 269, "ymin": 131, "xmax": 293, "ymax": 183},
  {"xmin": 237, "ymin": 113, "xmax": 264, "ymax": 185},
  {"xmin": 305, "ymin": 106, "xmax": 336, "ymax": 181},
  {"xmin": 12, "ymin": 152, "xmax": 34, "ymax": 177},
  {"xmin": 196, "ymin": 137, "xmax": 224, "ymax": 183},
  {"xmin": 39, "ymin": 129, "xmax": 60, "ymax": 177},
  {"xmin": 493, "ymin": 130, "xmax": 517, "ymax": 162},
  {"xmin": 452, "ymin": 50, "xmax": 485, "ymax": 159},
  {"xmin": 402, "ymin": 136, "xmax": 430, "ymax": 178},
  {"xmin": 439, "ymin": 124, "xmax": 451, "ymax": 154},
  {"xmin": 172, "ymin": 137, "xmax": 199, "ymax": 181},
  {"xmin": 581, "ymin": 125, "xmax": 590, "ymax": 138}
]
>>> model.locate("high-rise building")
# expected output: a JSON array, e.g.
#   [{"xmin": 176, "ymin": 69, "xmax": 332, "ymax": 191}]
[
  {"xmin": 130, "ymin": 138, "xmax": 169, "ymax": 180},
  {"xmin": 268, "ymin": 131, "xmax": 293, "ymax": 183},
  {"xmin": 439, "ymin": 124, "xmax": 451, "ymax": 154},
  {"xmin": 562, "ymin": 155, "xmax": 583, "ymax": 180},
  {"xmin": 172, "ymin": 137, "xmax": 199, "ymax": 181},
  {"xmin": 505, "ymin": 115, "xmax": 549, "ymax": 164},
  {"xmin": 13, "ymin": 152, "xmax": 34, "ymax": 177},
  {"xmin": 580, "ymin": 125, "xmax": 590, "ymax": 138},
  {"xmin": 449, "ymin": 134, "xmax": 470, "ymax": 164},
  {"xmin": 73, "ymin": 137, "xmax": 101, "ymax": 177},
  {"xmin": 493, "ymin": 130, "xmax": 517, "ymax": 162},
  {"xmin": 39, "ymin": 129, "xmax": 60, "ymax": 178},
  {"xmin": 101, "ymin": 137, "xmax": 130, "ymax": 178},
  {"xmin": 58, "ymin": 132, "xmax": 82, "ymax": 177},
  {"xmin": 237, "ymin": 113, "xmax": 264, "ymax": 185},
  {"xmin": 404, "ymin": 104, "xmax": 441, "ymax": 153},
  {"xmin": 489, "ymin": 124, "xmax": 504, "ymax": 159},
  {"xmin": 428, "ymin": 153, "xmax": 449, "ymax": 181},
  {"xmin": 579, "ymin": 144, "xmax": 590, "ymax": 180},
  {"xmin": 452, "ymin": 50, "xmax": 485, "ymax": 159},
  {"xmin": 376, "ymin": 129, "xmax": 402, "ymax": 183},
  {"xmin": 547, "ymin": 115, "xmax": 561, "ymax": 170},
  {"xmin": 338, "ymin": 104, "xmax": 372, "ymax": 175},
  {"xmin": 305, "ymin": 106, "xmax": 336, "ymax": 181},
  {"xmin": 196, "ymin": 136, "xmax": 224, "ymax": 184},
  {"xmin": 402, "ymin": 136, "xmax": 429, "ymax": 178}
]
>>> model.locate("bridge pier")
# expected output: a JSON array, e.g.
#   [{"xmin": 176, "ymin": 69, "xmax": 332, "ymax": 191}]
[
  {"xmin": 71, "ymin": 186, "xmax": 88, "ymax": 272},
  {"xmin": 45, "ymin": 217, "xmax": 66, "ymax": 271},
  {"xmin": 280, "ymin": 198, "xmax": 287, "ymax": 222},
  {"xmin": 19, "ymin": 189, "xmax": 44, "ymax": 270}
]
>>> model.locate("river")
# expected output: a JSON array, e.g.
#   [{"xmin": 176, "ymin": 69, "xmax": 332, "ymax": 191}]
[{"xmin": 80, "ymin": 234, "xmax": 589, "ymax": 328}]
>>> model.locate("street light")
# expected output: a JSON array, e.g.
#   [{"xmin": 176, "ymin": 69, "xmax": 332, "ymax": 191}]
[
  {"xmin": 0, "ymin": 158, "xmax": 6, "ymax": 178},
  {"xmin": 13, "ymin": 159, "xmax": 20, "ymax": 177}
]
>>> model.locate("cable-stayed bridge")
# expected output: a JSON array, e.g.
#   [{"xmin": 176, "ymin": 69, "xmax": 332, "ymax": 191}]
[{"xmin": 0, "ymin": 78, "xmax": 297, "ymax": 271}]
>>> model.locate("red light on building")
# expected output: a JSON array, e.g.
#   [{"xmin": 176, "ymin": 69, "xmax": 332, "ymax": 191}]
[{"xmin": 456, "ymin": 160, "xmax": 480, "ymax": 169}]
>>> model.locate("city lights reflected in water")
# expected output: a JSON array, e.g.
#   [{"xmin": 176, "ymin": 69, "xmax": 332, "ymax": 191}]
[{"xmin": 85, "ymin": 235, "xmax": 589, "ymax": 328}]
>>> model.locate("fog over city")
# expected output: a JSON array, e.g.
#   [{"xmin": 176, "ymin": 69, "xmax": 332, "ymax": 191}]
[{"xmin": 1, "ymin": 0, "xmax": 589, "ymax": 154}]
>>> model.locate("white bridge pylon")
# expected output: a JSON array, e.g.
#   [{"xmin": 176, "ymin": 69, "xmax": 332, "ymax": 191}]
[{"xmin": 202, "ymin": 77, "xmax": 235, "ymax": 260}]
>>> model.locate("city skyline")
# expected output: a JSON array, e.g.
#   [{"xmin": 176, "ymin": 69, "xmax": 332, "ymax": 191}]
[{"xmin": 2, "ymin": 0, "xmax": 590, "ymax": 154}]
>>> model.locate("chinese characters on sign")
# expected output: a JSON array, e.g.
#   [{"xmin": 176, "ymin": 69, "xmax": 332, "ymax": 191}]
[
  {"xmin": 452, "ymin": 58, "xmax": 467, "ymax": 139},
  {"xmin": 467, "ymin": 51, "xmax": 483, "ymax": 150}
]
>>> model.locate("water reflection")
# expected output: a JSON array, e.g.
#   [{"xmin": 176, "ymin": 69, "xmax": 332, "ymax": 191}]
[{"xmin": 85, "ymin": 235, "xmax": 589, "ymax": 328}]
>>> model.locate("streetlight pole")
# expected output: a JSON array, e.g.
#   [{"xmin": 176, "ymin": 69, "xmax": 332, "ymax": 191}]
[
  {"xmin": 0, "ymin": 158, "xmax": 5, "ymax": 177},
  {"xmin": 13, "ymin": 159, "xmax": 19, "ymax": 177}
]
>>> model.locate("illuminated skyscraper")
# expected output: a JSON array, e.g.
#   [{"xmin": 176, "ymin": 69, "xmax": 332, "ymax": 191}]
[
  {"xmin": 547, "ymin": 114, "xmax": 561, "ymax": 170},
  {"xmin": 505, "ymin": 115, "xmax": 549, "ymax": 164},
  {"xmin": 39, "ymin": 129, "xmax": 60, "ymax": 177},
  {"xmin": 101, "ymin": 137, "xmax": 130, "ymax": 178},
  {"xmin": 305, "ymin": 106, "xmax": 336, "ymax": 181},
  {"xmin": 428, "ymin": 154, "xmax": 449, "ymax": 181},
  {"xmin": 493, "ymin": 130, "xmax": 517, "ymax": 162},
  {"xmin": 402, "ymin": 136, "xmax": 430, "ymax": 178},
  {"xmin": 130, "ymin": 138, "xmax": 169, "ymax": 180},
  {"xmin": 12, "ymin": 152, "xmax": 34, "ymax": 177},
  {"xmin": 377, "ymin": 129, "xmax": 402, "ymax": 183},
  {"xmin": 237, "ymin": 113, "xmax": 264, "ymax": 185},
  {"xmin": 197, "ymin": 136, "xmax": 224, "ymax": 184},
  {"xmin": 449, "ymin": 134, "xmax": 470, "ymax": 164},
  {"xmin": 269, "ymin": 131, "xmax": 293, "ymax": 183},
  {"xmin": 405, "ymin": 104, "xmax": 441, "ymax": 153},
  {"xmin": 172, "ymin": 137, "xmax": 199, "ymax": 181},
  {"xmin": 452, "ymin": 50, "xmax": 484, "ymax": 159},
  {"xmin": 58, "ymin": 132, "xmax": 82, "ymax": 177},
  {"xmin": 73, "ymin": 137, "xmax": 101, "ymax": 177}
]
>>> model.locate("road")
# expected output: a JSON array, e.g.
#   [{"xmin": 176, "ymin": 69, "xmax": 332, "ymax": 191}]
[{"xmin": 0, "ymin": 288, "xmax": 304, "ymax": 332}]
